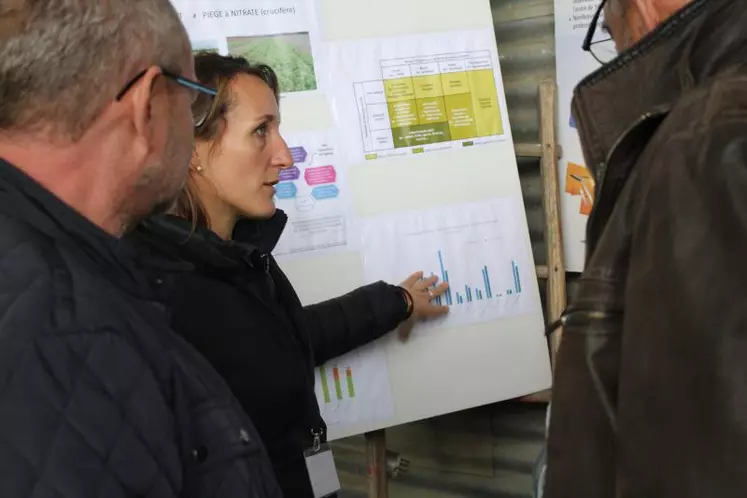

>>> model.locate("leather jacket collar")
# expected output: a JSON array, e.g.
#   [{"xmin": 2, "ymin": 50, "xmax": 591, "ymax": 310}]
[{"xmin": 572, "ymin": 0, "xmax": 745, "ymax": 186}]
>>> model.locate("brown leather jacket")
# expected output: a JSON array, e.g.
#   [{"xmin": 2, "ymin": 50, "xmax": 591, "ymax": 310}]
[{"xmin": 545, "ymin": 0, "xmax": 747, "ymax": 497}]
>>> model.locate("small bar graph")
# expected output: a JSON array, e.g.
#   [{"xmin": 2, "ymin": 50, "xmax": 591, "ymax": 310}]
[
  {"xmin": 319, "ymin": 365, "xmax": 357, "ymax": 404},
  {"xmin": 320, "ymin": 365, "xmax": 331, "ymax": 403},
  {"xmin": 435, "ymin": 249, "xmax": 522, "ymax": 309},
  {"xmin": 345, "ymin": 367, "xmax": 355, "ymax": 398},
  {"xmin": 333, "ymin": 367, "xmax": 343, "ymax": 400}
]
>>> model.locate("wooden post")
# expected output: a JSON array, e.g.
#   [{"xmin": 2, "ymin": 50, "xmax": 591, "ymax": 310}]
[
  {"xmin": 365, "ymin": 430, "xmax": 388, "ymax": 497},
  {"xmin": 538, "ymin": 80, "xmax": 567, "ymax": 367}
]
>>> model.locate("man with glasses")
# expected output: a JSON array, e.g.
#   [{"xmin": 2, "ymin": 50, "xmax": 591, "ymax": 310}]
[
  {"xmin": 0, "ymin": 1, "xmax": 279, "ymax": 497},
  {"xmin": 544, "ymin": 0, "xmax": 747, "ymax": 497}
]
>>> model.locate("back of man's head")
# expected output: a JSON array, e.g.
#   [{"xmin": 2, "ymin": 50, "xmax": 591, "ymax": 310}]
[
  {"xmin": 605, "ymin": 0, "xmax": 692, "ymax": 52},
  {"xmin": 0, "ymin": 0, "xmax": 187, "ymax": 140}
]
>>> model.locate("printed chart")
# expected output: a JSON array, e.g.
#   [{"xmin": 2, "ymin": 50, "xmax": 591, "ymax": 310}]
[
  {"xmin": 354, "ymin": 51, "xmax": 503, "ymax": 159},
  {"xmin": 318, "ymin": 365, "xmax": 356, "ymax": 403},
  {"xmin": 315, "ymin": 344, "xmax": 394, "ymax": 429},
  {"xmin": 273, "ymin": 131, "xmax": 351, "ymax": 257},
  {"xmin": 430, "ymin": 249, "xmax": 523, "ymax": 307},
  {"xmin": 324, "ymin": 29, "xmax": 509, "ymax": 162},
  {"xmin": 360, "ymin": 197, "xmax": 539, "ymax": 329}
]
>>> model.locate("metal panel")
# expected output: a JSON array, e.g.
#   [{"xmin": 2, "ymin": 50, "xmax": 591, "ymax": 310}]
[
  {"xmin": 336, "ymin": 1, "xmax": 557, "ymax": 496},
  {"xmin": 494, "ymin": 0, "xmax": 556, "ymax": 266}
]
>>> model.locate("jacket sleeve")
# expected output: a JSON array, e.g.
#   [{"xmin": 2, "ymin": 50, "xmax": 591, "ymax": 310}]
[
  {"xmin": 304, "ymin": 281, "xmax": 409, "ymax": 365},
  {"xmin": 0, "ymin": 328, "xmax": 182, "ymax": 498},
  {"xmin": 547, "ymin": 114, "xmax": 747, "ymax": 498}
]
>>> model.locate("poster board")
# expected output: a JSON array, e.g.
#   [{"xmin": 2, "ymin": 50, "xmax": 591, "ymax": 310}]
[
  {"xmin": 171, "ymin": 0, "xmax": 552, "ymax": 440},
  {"xmin": 553, "ymin": 0, "xmax": 606, "ymax": 272}
]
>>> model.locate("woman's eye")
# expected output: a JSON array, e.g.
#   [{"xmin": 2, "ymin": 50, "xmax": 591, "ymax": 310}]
[{"xmin": 254, "ymin": 123, "xmax": 268, "ymax": 137}]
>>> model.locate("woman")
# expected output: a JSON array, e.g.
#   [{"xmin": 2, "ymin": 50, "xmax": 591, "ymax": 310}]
[{"xmin": 132, "ymin": 52, "xmax": 449, "ymax": 497}]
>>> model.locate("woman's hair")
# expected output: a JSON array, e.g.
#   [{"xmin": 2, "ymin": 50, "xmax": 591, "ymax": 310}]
[{"xmin": 173, "ymin": 51, "xmax": 280, "ymax": 229}]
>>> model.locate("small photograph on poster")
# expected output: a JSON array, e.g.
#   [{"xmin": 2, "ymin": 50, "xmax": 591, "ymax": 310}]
[
  {"xmin": 227, "ymin": 32, "xmax": 317, "ymax": 93},
  {"xmin": 191, "ymin": 39, "xmax": 221, "ymax": 55}
]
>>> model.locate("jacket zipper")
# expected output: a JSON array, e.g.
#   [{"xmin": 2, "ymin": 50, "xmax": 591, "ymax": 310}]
[{"xmin": 546, "ymin": 307, "xmax": 623, "ymax": 337}]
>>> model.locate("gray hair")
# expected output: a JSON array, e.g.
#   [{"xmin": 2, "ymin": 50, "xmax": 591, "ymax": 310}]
[{"xmin": 0, "ymin": 0, "xmax": 189, "ymax": 141}]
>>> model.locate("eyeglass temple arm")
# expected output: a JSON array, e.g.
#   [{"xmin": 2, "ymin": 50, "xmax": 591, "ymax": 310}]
[{"xmin": 582, "ymin": 0, "xmax": 607, "ymax": 52}]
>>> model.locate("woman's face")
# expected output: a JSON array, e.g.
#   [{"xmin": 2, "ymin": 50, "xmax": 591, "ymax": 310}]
[{"xmin": 195, "ymin": 73, "xmax": 292, "ymax": 220}]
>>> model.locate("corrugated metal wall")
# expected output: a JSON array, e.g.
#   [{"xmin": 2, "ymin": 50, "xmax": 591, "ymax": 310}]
[{"xmin": 335, "ymin": 1, "xmax": 556, "ymax": 496}]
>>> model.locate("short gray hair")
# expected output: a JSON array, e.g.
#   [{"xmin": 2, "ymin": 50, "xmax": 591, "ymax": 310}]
[{"xmin": 0, "ymin": 0, "xmax": 188, "ymax": 141}]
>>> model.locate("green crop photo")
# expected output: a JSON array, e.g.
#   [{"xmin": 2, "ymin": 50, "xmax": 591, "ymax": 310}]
[{"xmin": 228, "ymin": 32, "xmax": 317, "ymax": 93}]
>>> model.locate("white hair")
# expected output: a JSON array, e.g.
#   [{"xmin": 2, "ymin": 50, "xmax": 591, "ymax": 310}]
[{"xmin": 0, "ymin": 0, "xmax": 188, "ymax": 140}]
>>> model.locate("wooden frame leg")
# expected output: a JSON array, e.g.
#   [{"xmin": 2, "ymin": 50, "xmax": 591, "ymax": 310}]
[{"xmin": 365, "ymin": 430, "xmax": 388, "ymax": 497}]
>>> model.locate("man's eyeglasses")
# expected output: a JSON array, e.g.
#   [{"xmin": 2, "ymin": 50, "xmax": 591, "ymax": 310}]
[
  {"xmin": 115, "ymin": 68, "xmax": 217, "ymax": 128},
  {"xmin": 582, "ymin": 0, "xmax": 618, "ymax": 65}
]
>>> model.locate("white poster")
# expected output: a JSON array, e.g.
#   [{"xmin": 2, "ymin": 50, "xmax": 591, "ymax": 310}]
[
  {"xmin": 171, "ymin": 0, "xmax": 321, "ymax": 94},
  {"xmin": 273, "ymin": 131, "xmax": 351, "ymax": 257},
  {"xmin": 322, "ymin": 29, "xmax": 510, "ymax": 163},
  {"xmin": 314, "ymin": 343, "xmax": 394, "ymax": 429},
  {"xmin": 554, "ymin": 0, "xmax": 605, "ymax": 271},
  {"xmin": 360, "ymin": 198, "xmax": 541, "ymax": 330}
]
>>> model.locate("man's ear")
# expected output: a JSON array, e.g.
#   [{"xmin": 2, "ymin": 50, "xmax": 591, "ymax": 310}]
[{"xmin": 126, "ymin": 66, "xmax": 164, "ymax": 158}]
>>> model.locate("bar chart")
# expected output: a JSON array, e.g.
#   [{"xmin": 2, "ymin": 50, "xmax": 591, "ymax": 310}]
[
  {"xmin": 314, "ymin": 345, "xmax": 395, "ymax": 428},
  {"xmin": 360, "ymin": 197, "xmax": 539, "ymax": 329},
  {"xmin": 319, "ymin": 365, "xmax": 356, "ymax": 404},
  {"xmin": 433, "ymin": 249, "xmax": 522, "ymax": 307}
]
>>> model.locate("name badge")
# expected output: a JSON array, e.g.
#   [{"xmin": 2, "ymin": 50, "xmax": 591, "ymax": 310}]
[{"xmin": 303, "ymin": 430, "xmax": 341, "ymax": 498}]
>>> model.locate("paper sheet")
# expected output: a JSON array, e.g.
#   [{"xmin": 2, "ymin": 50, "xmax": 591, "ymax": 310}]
[
  {"xmin": 554, "ymin": 0, "xmax": 606, "ymax": 270},
  {"xmin": 322, "ymin": 29, "xmax": 509, "ymax": 163},
  {"xmin": 171, "ymin": 0, "xmax": 321, "ymax": 94},
  {"xmin": 360, "ymin": 198, "xmax": 540, "ymax": 330},
  {"xmin": 315, "ymin": 342, "xmax": 394, "ymax": 429},
  {"xmin": 273, "ymin": 131, "xmax": 352, "ymax": 257}
]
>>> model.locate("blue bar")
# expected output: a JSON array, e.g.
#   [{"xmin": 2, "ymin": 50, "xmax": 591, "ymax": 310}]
[
  {"xmin": 477, "ymin": 289, "xmax": 483, "ymax": 300},
  {"xmin": 516, "ymin": 263, "xmax": 522, "ymax": 293},
  {"xmin": 456, "ymin": 292, "xmax": 463, "ymax": 304},
  {"xmin": 438, "ymin": 251, "xmax": 452, "ymax": 306},
  {"xmin": 484, "ymin": 266, "xmax": 492, "ymax": 298},
  {"xmin": 465, "ymin": 285, "xmax": 471, "ymax": 302},
  {"xmin": 508, "ymin": 289, "xmax": 512, "ymax": 295}
]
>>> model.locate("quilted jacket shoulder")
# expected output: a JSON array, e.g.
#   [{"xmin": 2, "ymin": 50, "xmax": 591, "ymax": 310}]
[{"xmin": 0, "ymin": 160, "xmax": 281, "ymax": 498}]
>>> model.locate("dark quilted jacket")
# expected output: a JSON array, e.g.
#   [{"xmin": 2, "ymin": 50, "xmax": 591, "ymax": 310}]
[
  {"xmin": 131, "ymin": 214, "xmax": 410, "ymax": 497},
  {"xmin": 0, "ymin": 159, "xmax": 283, "ymax": 498}
]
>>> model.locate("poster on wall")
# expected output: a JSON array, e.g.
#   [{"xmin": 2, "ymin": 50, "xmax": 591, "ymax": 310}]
[
  {"xmin": 273, "ymin": 131, "xmax": 354, "ymax": 258},
  {"xmin": 172, "ymin": 0, "xmax": 321, "ymax": 94},
  {"xmin": 323, "ymin": 29, "xmax": 510, "ymax": 164},
  {"xmin": 170, "ymin": 0, "xmax": 552, "ymax": 441},
  {"xmin": 553, "ymin": 0, "xmax": 606, "ymax": 272}
]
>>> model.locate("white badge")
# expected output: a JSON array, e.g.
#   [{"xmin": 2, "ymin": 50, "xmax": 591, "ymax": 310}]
[{"xmin": 304, "ymin": 430, "xmax": 341, "ymax": 498}]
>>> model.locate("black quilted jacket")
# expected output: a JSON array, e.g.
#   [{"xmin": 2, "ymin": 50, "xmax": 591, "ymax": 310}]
[
  {"xmin": 131, "ymin": 214, "xmax": 410, "ymax": 497},
  {"xmin": 0, "ymin": 159, "xmax": 282, "ymax": 498}
]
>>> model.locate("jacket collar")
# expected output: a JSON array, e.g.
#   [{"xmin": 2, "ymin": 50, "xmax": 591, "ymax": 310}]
[
  {"xmin": 0, "ymin": 158, "xmax": 153, "ymax": 298},
  {"xmin": 572, "ymin": 0, "xmax": 746, "ymax": 184},
  {"xmin": 135, "ymin": 210, "xmax": 288, "ymax": 271}
]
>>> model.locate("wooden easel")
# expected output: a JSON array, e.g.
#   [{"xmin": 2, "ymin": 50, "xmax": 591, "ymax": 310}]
[{"xmin": 363, "ymin": 80, "xmax": 567, "ymax": 497}]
